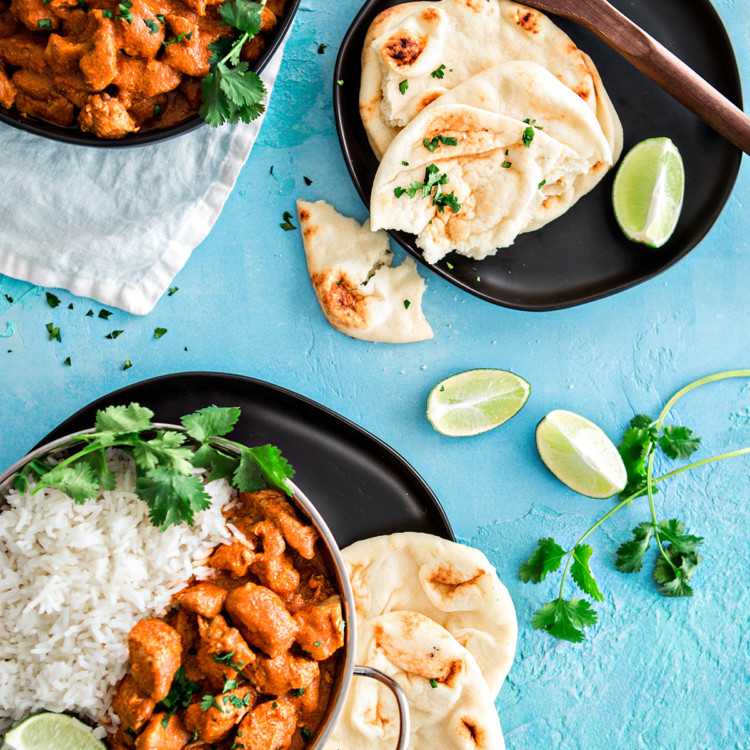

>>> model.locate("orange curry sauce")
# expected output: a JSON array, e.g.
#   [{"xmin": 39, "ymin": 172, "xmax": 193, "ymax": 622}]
[
  {"xmin": 108, "ymin": 489, "xmax": 346, "ymax": 750},
  {"xmin": 0, "ymin": 0, "xmax": 286, "ymax": 136}
]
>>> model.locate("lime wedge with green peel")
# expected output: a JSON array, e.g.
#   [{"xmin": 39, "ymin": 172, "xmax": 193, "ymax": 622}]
[
  {"xmin": 612, "ymin": 137, "xmax": 685, "ymax": 248},
  {"xmin": 427, "ymin": 369, "xmax": 530, "ymax": 436},
  {"xmin": 1, "ymin": 714, "xmax": 106, "ymax": 750},
  {"xmin": 536, "ymin": 410, "xmax": 627, "ymax": 498}
]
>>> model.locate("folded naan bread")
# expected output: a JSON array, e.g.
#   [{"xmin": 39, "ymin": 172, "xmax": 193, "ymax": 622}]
[
  {"xmin": 296, "ymin": 199, "xmax": 433, "ymax": 343},
  {"xmin": 322, "ymin": 612, "xmax": 506, "ymax": 750},
  {"xmin": 370, "ymin": 103, "xmax": 591, "ymax": 263},
  {"xmin": 342, "ymin": 532, "xmax": 517, "ymax": 697},
  {"xmin": 361, "ymin": 0, "xmax": 611, "ymax": 158}
]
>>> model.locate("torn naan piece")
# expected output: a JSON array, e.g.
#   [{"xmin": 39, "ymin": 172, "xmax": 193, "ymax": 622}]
[
  {"xmin": 361, "ymin": 0, "xmax": 601, "ymax": 157},
  {"xmin": 370, "ymin": 103, "xmax": 590, "ymax": 263},
  {"xmin": 296, "ymin": 199, "xmax": 433, "ymax": 343},
  {"xmin": 342, "ymin": 532, "xmax": 517, "ymax": 698},
  {"xmin": 322, "ymin": 612, "xmax": 506, "ymax": 750}
]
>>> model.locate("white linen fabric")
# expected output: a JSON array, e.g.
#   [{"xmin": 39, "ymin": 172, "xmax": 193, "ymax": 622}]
[{"xmin": 0, "ymin": 34, "xmax": 291, "ymax": 316}]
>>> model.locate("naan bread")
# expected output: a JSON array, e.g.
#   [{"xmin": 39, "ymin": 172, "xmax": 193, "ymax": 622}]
[
  {"xmin": 361, "ymin": 0, "xmax": 600, "ymax": 156},
  {"xmin": 342, "ymin": 533, "xmax": 517, "ymax": 697},
  {"xmin": 296, "ymin": 199, "xmax": 433, "ymax": 343},
  {"xmin": 425, "ymin": 60, "xmax": 615, "ymax": 232},
  {"xmin": 370, "ymin": 103, "xmax": 590, "ymax": 263},
  {"xmin": 323, "ymin": 612, "xmax": 506, "ymax": 750}
]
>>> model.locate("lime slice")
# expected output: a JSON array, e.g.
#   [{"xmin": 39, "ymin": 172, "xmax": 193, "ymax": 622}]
[
  {"xmin": 1, "ymin": 714, "xmax": 106, "ymax": 750},
  {"xmin": 427, "ymin": 369, "xmax": 530, "ymax": 436},
  {"xmin": 612, "ymin": 137, "xmax": 685, "ymax": 248},
  {"xmin": 536, "ymin": 410, "xmax": 627, "ymax": 498}
]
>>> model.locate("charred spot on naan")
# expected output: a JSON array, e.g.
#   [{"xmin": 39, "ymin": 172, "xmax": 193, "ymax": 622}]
[
  {"xmin": 311, "ymin": 271, "xmax": 370, "ymax": 330},
  {"xmin": 458, "ymin": 716, "xmax": 485, "ymax": 746},
  {"xmin": 458, "ymin": 0, "xmax": 493, "ymax": 12},
  {"xmin": 513, "ymin": 6, "xmax": 541, "ymax": 34},
  {"xmin": 381, "ymin": 31, "xmax": 428, "ymax": 68}
]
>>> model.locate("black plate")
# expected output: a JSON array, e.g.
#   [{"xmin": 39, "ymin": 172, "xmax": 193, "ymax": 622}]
[
  {"xmin": 37, "ymin": 372, "xmax": 454, "ymax": 547},
  {"xmin": 334, "ymin": 0, "xmax": 743, "ymax": 310},
  {"xmin": 0, "ymin": 0, "xmax": 300, "ymax": 148}
]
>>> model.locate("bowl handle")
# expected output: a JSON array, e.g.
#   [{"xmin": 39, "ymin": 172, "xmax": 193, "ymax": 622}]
[{"xmin": 352, "ymin": 665, "xmax": 411, "ymax": 749}]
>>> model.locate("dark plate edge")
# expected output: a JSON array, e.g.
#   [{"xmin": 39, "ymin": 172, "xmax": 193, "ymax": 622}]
[
  {"xmin": 332, "ymin": 0, "xmax": 744, "ymax": 311},
  {"xmin": 0, "ymin": 0, "xmax": 302, "ymax": 148},
  {"xmin": 35, "ymin": 371, "xmax": 456, "ymax": 542}
]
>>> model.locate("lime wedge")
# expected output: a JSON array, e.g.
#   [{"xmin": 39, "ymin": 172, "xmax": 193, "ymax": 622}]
[
  {"xmin": 536, "ymin": 410, "xmax": 626, "ymax": 498},
  {"xmin": 427, "ymin": 369, "xmax": 530, "ymax": 436},
  {"xmin": 1, "ymin": 714, "xmax": 106, "ymax": 750},
  {"xmin": 612, "ymin": 137, "xmax": 685, "ymax": 248}
]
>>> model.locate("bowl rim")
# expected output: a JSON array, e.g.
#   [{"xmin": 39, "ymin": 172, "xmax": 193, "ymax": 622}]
[
  {"xmin": 0, "ymin": 0, "xmax": 301, "ymax": 148},
  {"xmin": 0, "ymin": 423, "xmax": 358, "ymax": 748}
]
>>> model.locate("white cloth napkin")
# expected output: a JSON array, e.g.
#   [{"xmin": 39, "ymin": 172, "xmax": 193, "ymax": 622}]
[{"xmin": 0, "ymin": 33, "xmax": 291, "ymax": 316}]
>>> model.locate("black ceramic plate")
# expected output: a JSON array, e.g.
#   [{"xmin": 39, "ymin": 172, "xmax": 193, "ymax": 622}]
[
  {"xmin": 334, "ymin": 0, "xmax": 743, "ymax": 310},
  {"xmin": 37, "ymin": 372, "xmax": 454, "ymax": 547},
  {"xmin": 0, "ymin": 0, "xmax": 300, "ymax": 148}
]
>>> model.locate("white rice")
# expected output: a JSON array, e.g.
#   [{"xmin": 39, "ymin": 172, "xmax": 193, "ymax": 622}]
[{"xmin": 0, "ymin": 452, "xmax": 235, "ymax": 736}]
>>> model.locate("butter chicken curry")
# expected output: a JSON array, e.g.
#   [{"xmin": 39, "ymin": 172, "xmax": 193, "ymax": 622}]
[
  {"xmin": 0, "ymin": 0, "xmax": 286, "ymax": 137},
  {"xmin": 108, "ymin": 489, "xmax": 346, "ymax": 750}
]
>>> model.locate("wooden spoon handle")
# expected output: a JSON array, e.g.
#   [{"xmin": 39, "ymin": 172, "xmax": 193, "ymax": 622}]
[{"xmin": 539, "ymin": 0, "xmax": 750, "ymax": 155}]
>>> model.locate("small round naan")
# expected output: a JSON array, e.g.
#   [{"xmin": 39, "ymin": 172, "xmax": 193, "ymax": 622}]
[{"xmin": 342, "ymin": 533, "xmax": 517, "ymax": 697}]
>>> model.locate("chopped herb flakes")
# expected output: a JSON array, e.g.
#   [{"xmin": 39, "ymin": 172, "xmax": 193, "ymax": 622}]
[
  {"xmin": 524, "ymin": 117, "xmax": 543, "ymax": 130},
  {"xmin": 446, "ymin": 262, "xmax": 454, "ymax": 270},
  {"xmin": 398, "ymin": 79, "xmax": 408, "ymax": 95},
  {"xmin": 303, "ymin": 176, "xmax": 312, "ymax": 186},
  {"xmin": 394, "ymin": 164, "xmax": 462, "ymax": 215},
  {"xmin": 68, "ymin": 303, "xmax": 74, "ymax": 310},
  {"xmin": 155, "ymin": 327, "xmax": 167, "ymax": 338},
  {"xmin": 402, "ymin": 160, "xmax": 409, "ymax": 166},
  {"xmin": 318, "ymin": 43, "xmax": 327, "ymax": 54},
  {"xmin": 403, "ymin": 300, "xmax": 411, "ymax": 309},
  {"xmin": 153, "ymin": 104, "xmax": 161, "ymax": 117},
  {"xmin": 4, "ymin": 294, "xmax": 13, "ymax": 303},
  {"xmin": 105, "ymin": 330, "xmax": 123, "ymax": 340},
  {"xmin": 538, "ymin": 179, "xmax": 546, "ymax": 189},
  {"xmin": 123, "ymin": 360, "xmax": 133, "ymax": 370},
  {"xmin": 37, "ymin": 18, "xmax": 52, "ymax": 28},
  {"xmin": 291, "ymin": 687, "xmax": 305, "ymax": 697},
  {"xmin": 300, "ymin": 728, "xmax": 311, "ymax": 741},
  {"xmin": 429, "ymin": 678, "xmax": 439, "ymax": 688},
  {"xmin": 144, "ymin": 17, "xmax": 160, "ymax": 33},
  {"xmin": 280, "ymin": 211, "xmax": 297, "ymax": 231},
  {"xmin": 46, "ymin": 292, "xmax": 60, "ymax": 308},
  {"xmin": 336, "ymin": 79, "xmax": 344, "ymax": 86},
  {"xmin": 423, "ymin": 134, "xmax": 458, "ymax": 153},
  {"xmin": 431, "ymin": 64, "xmax": 446, "ymax": 79},
  {"xmin": 200, "ymin": 694, "xmax": 224, "ymax": 713},
  {"xmin": 168, "ymin": 286, "xmax": 178, "ymax": 296},
  {"xmin": 86, "ymin": 309, "xmax": 94, "ymax": 317},
  {"xmin": 522, "ymin": 126, "xmax": 535, "ymax": 148},
  {"xmin": 46, "ymin": 323, "xmax": 61, "ymax": 342},
  {"xmin": 314, "ymin": 640, "xmax": 322, "ymax": 646},
  {"xmin": 98, "ymin": 309, "xmax": 112, "ymax": 320},
  {"xmin": 63, "ymin": 357, "xmax": 72, "ymax": 366}
]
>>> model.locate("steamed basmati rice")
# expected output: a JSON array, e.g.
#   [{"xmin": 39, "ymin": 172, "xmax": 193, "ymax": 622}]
[{"xmin": 0, "ymin": 452, "xmax": 235, "ymax": 735}]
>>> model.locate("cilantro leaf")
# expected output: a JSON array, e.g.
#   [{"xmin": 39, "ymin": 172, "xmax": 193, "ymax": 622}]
[
  {"xmin": 200, "ymin": 72, "xmax": 230, "ymax": 127},
  {"xmin": 81, "ymin": 449, "xmax": 116, "ymax": 491},
  {"xmin": 95, "ymin": 403, "xmax": 154, "ymax": 436},
  {"xmin": 658, "ymin": 425, "xmax": 701, "ymax": 460},
  {"xmin": 654, "ymin": 546, "xmax": 701, "ymax": 597},
  {"xmin": 615, "ymin": 522, "xmax": 654, "ymax": 573},
  {"xmin": 532, "ymin": 597, "xmax": 598, "ymax": 643},
  {"xmin": 191, "ymin": 444, "xmax": 241, "ymax": 482},
  {"xmin": 630, "ymin": 414, "xmax": 655, "ymax": 430},
  {"xmin": 41, "ymin": 462, "xmax": 100, "ymax": 504},
  {"xmin": 218, "ymin": 0, "xmax": 262, "ymax": 35},
  {"xmin": 182, "ymin": 406, "xmax": 241, "ymax": 442},
  {"xmin": 618, "ymin": 420, "xmax": 658, "ymax": 499},
  {"xmin": 234, "ymin": 445, "xmax": 294, "ymax": 494},
  {"xmin": 519, "ymin": 538, "xmax": 566, "ymax": 583},
  {"xmin": 208, "ymin": 37, "xmax": 234, "ymax": 69},
  {"xmin": 218, "ymin": 64, "xmax": 266, "ymax": 108},
  {"xmin": 657, "ymin": 519, "xmax": 703, "ymax": 554},
  {"xmin": 570, "ymin": 544, "xmax": 603, "ymax": 602},
  {"xmin": 157, "ymin": 666, "xmax": 201, "ymax": 720},
  {"xmin": 46, "ymin": 292, "xmax": 61, "ymax": 308},
  {"xmin": 200, "ymin": 694, "xmax": 224, "ymax": 712},
  {"xmin": 132, "ymin": 431, "xmax": 195, "ymax": 475},
  {"xmin": 137, "ymin": 467, "xmax": 212, "ymax": 529}
]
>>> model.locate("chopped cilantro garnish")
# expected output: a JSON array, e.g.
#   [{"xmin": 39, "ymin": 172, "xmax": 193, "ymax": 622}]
[
  {"xmin": 300, "ymin": 728, "xmax": 311, "ymax": 741},
  {"xmin": 154, "ymin": 104, "xmax": 162, "ymax": 118},
  {"xmin": 201, "ymin": 694, "xmax": 224, "ymax": 713},
  {"xmin": 46, "ymin": 323, "xmax": 61, "ymax": 342},
  {"xmin": 86, "ymin": 309, "xmax": 94, "ymax": 317},
  {"xmin": 538, "ymin": 179, "xmax": 546, "ymax": 189},
  {"xmin": 63, "ymin": 357, "xmax": 72, "ymax": 366},
  {"xmin": 291, "ymin": 687, "xmax": 305, "ymax": 697},
  {"xmin": 522, "ymin": 126, "xmax": 535, "ymax": 147},
  {"xmin": 502, "ymin": 161, "xmax": 512, "ymax": 168},
  {"xmin": 430, "ymin": 64, "xmax": 446, "ymax": 79},
  {"xmin": 280, "ymin": 211, "xmax": 296, "ymax": 231},
  {"xmin": 336, "ymin": 79, "xmax": 344, "ymax": 86},
  {"xmin": 105, "ymin": 330, "xmax": 123, "ymax": 340},
  {"xmin": 402, "ymin": 160, "xmax": 409, "ymax": 166},
  {"xmin": 98, "ymin": 309, "xmax": 112, "ymax": 320},
  {"xmin": 155, "ymin": 328, "xmax": 167, "ymax": 339},
  {"xmin": 123, "ymin": 360, "xmax": 133, "ymax": 370},
  {"xmin": 423, "ymin": 134, "xmax": 458, "ymax": 153},
  {"xmin": 37, "ymin": 18, "xmax": 52, "ymax": 28},
  {"xmin": 403, "ymin": 300, "xmax": 411, "ymax": 310},
  {"xmin": 446, "ymin": 262, "xmax": 453, "ymax": 270},
  {"xmin": 398, "ymin": 79, "xmax": 408, "ymax": 95},
  {"xmin": 144, "ymin": 17, "xmax": 160, "ymax": 33},
  {"xmin": 46, "ymin": 292, "xmax": 60, "ymax": 308},
  {"xmin": 318, "ymin": 43, "xmax": 327, "ymax": 54},
  {"xmin": 168, "ymin": 286, "xmax": 178, "ymax": 296},
  {"xmin": 429, "ymin": 678, "xmax": 438, "ymax": 688},
  {"xmin": 303, "ymin": 176, "xmax": 312, "ymax": 186}
]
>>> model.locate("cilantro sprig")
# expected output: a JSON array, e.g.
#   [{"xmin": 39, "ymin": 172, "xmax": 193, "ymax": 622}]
[
  {"xmin": 200, "ymin": 0, "xmax": 267, "ymax": 127},
  {"xmin": 521, "ymin": 370, "xmax": 750, "ymax": 642},
  {"xmin": 394, "ymin": 163, "xmax": 462, "ymax": 215},
  {"xmin": 13, "ymin": 403, "xmax": 295, "ymax": 531}
]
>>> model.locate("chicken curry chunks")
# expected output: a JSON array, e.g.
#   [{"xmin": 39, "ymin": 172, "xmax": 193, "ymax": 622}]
[
  {"xmin": 110, "ymin": 489, "xmax": 346, "ymax": 750},
  {"xmin": 0, "ymin": 0, "xmax": 286, "ymax": 136}
]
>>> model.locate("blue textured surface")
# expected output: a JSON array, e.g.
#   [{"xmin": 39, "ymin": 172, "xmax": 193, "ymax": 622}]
[{"xmin": 1, "ymin": 1, "xmax": 750, "ymax": 747}]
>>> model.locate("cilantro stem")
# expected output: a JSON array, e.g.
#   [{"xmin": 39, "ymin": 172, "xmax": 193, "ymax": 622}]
[{"xmin": 220, "ymin": 31, "xmax": 248, "ymax": 66}]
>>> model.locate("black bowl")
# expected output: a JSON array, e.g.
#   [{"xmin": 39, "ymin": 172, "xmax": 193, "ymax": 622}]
[
  {"xmin": 333, "ymin": 0, "xmax": 743, "ymax": 311},
  {"xmin": 0, "ymin": 0, "xmax": 300, "ymax": 148}
]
